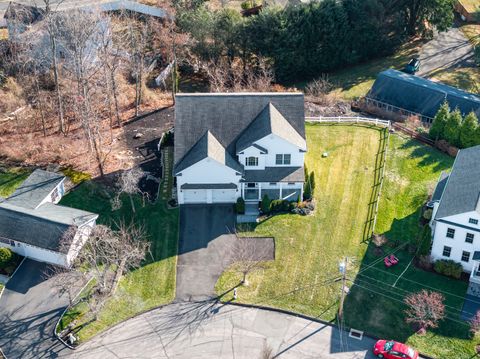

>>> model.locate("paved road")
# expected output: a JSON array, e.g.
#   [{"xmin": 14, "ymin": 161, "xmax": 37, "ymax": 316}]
[
  {"xmin": 0, "ymin": 259, "xmax": 82, "ymax": 359},
  {"xmin": 66, "ymin": 301, "xmax": 378, "ymax": 359},
  {"xmin": 418, "ymin": 25, "xmax": 475, "ymax": 77}
]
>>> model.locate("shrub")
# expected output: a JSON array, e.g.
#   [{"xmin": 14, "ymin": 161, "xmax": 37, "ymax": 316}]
[
  {"xmin": 269, "ymin": 199, "xmax": 291, "ymax": 213},
  {"xmin": 417, "ymin": 225, "xmax": 432, "ymax": 256},
  {"xmin": 240, "ymin": 0, "xmax": 257, "ymax": 9},
  {"xmin": 62, "ymin": 167, "xmax": 92, "ymax": 185},
  {"xmin": 423, "ymin": 209, "xmax": 432, "ymax": 221},
  {"xmin": 261, "ymin": 194, "xmax": 271, "ymax": 214},
  {"xmin": 372, "ymin": 233, "xmax": 388, "ymax": 247},
  {"xmin": 235, "ymin": 197, "xmax": 245, "ymax": 214},
  {"xmin": 417, "ymin": 255, "xmax": 433, "ymax": 271},
  {"xmin": 0, "ymin": 247, "xmax": 14, "ymax": 268},
  {"xmin": 434, "ymin": 259, "xmax": 463, "ymax": 279}
]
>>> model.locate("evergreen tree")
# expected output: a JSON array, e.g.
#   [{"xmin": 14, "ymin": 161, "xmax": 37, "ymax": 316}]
[
  {"xmin": 459, "ymin": 112, "xmax": 479, "ymax": 148},
  {"xmin": 429, "ymin": 101, "xmax": 449, "ymax": 141},
  {"xmin": 309, "ymin": 171, "xmax": 315, "ymax": 197},
  {"xmin": 443, "ymin": 108, "xmax": 462, "ymax": 147}
]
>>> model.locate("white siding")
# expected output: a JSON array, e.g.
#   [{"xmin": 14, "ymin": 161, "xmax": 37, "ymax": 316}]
[
  {"xmin": 66, "ymin": 220, "xmax": 96, "ymax": 267},
  {"xmin": 238, "ymin": 146, "xmax": 267, "ymax": 170},
  {"xmin": 256, "ymin": 134, "xmax": 305, "ymax": 167},
  {"xmin": 431, "ymin": 211, "xmax": 480, "ymax": 272},
  {"xmin": 37, "ymin": 180, "xmax": 66, "ymax": 208},
  {"xmin": 0, "ymin": 241, "xmax": 67, "ymax": 267},
  {"xmin": 176, "ymin": 158, "xmax": 242, "ymax": 204}
]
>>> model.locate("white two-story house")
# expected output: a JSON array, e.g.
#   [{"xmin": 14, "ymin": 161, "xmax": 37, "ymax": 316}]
[
  {"xmin": 174, "ymin": 93, "xmax": 307, "ymax": 205},
  {"xmin": 430, "ymin": 145, "xmax": 480, "ymax": 281}
]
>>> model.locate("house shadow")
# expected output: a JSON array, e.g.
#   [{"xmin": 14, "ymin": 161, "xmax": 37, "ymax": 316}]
[
  {"xmin": 342, "ymin": 211, "xmax": 472, "ymax": 347},
  {"xmin": 399, "ymin": 139, "xmax": 454, "ymax": 172}
]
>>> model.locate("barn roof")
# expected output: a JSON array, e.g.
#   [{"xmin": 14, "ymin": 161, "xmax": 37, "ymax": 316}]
[{"xmin": 367, "ymin": 69, "xmax": 480, "ymax": 119}]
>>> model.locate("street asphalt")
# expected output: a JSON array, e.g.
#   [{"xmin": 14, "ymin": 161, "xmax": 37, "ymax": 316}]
[
  {"xmin": 65, "ymin": 301, "xmax": 379, "ymax": 359},
  {"xmin": 0, "ymin": 259, "xmax": 80, "ymax": 359},
  {"xmin": 418, "ymin": 25, "xmax": 474, "ymax": 77}
]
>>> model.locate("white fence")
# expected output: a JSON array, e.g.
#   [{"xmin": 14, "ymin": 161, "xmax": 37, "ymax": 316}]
[{"xmin": 305, "ymin": 116, "xmax": 390, "ymax": 128}]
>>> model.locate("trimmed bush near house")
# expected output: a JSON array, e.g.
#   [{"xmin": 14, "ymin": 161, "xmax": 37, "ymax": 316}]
[
  {"xmin": 434, "ymin": 259, "xmax": 463, "ymax": 279},
  {"xmin": 423, "ymin": 208, "xmax": 432, "ymax": 221},
  {"xmin": 235, "ymin": 197, "xmax": 245, "ymax": 214},
  {"xmin": 261, "ymin": 194, "xmax": 271, "ymax": 214},
  {"xmin": 0, "ymin": 247, "xmax": 14, "ymax": 268},
  {"xmin": 269, "ymin": 199, "xmax": 291, "ymax": 213},
  {"xmin": 418, "ymin": 225, "xmax": 432, "ymax": 256}
]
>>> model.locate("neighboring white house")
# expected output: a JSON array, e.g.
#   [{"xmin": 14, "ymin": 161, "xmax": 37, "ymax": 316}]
[
  {"xmin": 430, "ymin": 145, "xmax": 480, "ymax": 282},
  {"xmin": 0, "ymin": 169, "xmax": 98, "ymax": 267},
  {"xmin": 173, "ymin": 93, "xmax": 307, "ymax": 205}
]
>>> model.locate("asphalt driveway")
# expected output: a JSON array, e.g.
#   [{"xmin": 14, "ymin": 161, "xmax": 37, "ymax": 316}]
[
  {"xmin": 418, "ymin": 25, "xmax": 474, "ymax": 77},
  {"xmin": 176, "ymin": 204, "xmax": 274, "ymax": 301},
  {"xmin": 0, "ymin": 259, "xmax": 81, "ymax": 359}
]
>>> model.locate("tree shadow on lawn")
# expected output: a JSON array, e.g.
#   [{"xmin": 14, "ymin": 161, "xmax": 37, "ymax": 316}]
[{"xmin": 399, "ymin": 138, "xmax": 454, "ymax": 172}]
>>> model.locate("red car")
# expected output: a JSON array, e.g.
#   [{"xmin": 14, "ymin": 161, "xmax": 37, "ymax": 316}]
[{"xmin": 373, "ymin": 340, "xmax": 419, "ymax": 359}]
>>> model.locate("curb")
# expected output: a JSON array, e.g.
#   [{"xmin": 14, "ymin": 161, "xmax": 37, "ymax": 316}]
[
  {"xmin": 53, "ymin": 276, "xmax": 94, "ymax": 350},
  {"xmin": 225, "ymin": 301, "xmax": 435, "ymax": 359}
]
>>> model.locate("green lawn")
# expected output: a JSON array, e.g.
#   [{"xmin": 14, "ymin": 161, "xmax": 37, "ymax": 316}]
[
  {"xmin": 327, "ymin": 41, "xmax": 421, "ymax": 100},
  {"xmin": 216, "ymin": 125, "xmax": 470, "ymax": 358},
  {"xmin": 0, "ymin": 167, "xmax": 31, "ymax": 198},
  {"xmin": 58, "ymin": 172, "xmax": 178, "ymax": 342}
]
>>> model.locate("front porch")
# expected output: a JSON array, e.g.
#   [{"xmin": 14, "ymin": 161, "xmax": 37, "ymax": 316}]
[
  {"xmin": 241, "ymin": 182, "xmax": 303, "ymax": 202},
  {"xmin": 461, "ymin": 254, "xmax": 480, "ymax": 320}
]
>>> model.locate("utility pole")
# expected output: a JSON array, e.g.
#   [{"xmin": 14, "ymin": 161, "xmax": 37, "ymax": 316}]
[{"xmin": 338, "ymin": 257, "xmax": 348, "ymax": 320}]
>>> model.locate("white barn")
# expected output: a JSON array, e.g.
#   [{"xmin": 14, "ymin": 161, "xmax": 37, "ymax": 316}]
[
  {"xmin": 174, "ymin": 93, "xmax": 307, "ymax": 205},
  {"xmin": 430, "ymin": 145, "xmax": 480, "ymax": 283},
  {"xmin": 0, "ymin": 169, "xmax": 98, "ymax": 267}
]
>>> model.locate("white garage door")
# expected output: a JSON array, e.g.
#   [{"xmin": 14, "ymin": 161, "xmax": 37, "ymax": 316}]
[
  {"xmin": 183, "ymin": 189, "xmax": 207, "ymax": 203},
  {"xmin": 212, "ymin": 189, "xmax": 237, "ymax": 203}
]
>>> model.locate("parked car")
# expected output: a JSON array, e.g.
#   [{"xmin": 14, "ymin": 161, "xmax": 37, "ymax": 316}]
[
  {"xmin": 403, "ymin": 58, "xmax": 420, "ymax": 74},
  {"xmin": 373, "ymin": 340, "xmax": 419, "ymax": 359}
]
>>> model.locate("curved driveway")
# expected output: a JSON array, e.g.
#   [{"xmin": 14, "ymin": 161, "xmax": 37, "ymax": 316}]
[{"xmin": 66, "ymin": 302, "xmax": 377, "ymax": 359}]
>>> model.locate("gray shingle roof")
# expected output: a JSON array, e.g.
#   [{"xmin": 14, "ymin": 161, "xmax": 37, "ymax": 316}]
[
  {"xmin": 435, "ymin": 145, "xmax": 480, "ymax": 219},
  {"xmin": 5, "ymin": 169, "xmax": 65, "ymax": 209},
  {"xmin": 242, "ymin": 166, "xmax": 305, "ymax": 183},
  {"xmin": 431, "ymin": 172, "xmax": 449, "ymax": 203},
  {"xmin": 95, "ymin": 0, "xmax": 169, "ymax": 19},
  {"xmin": 0, "ymin": 202, "xmax": 98, "ymax": 253},
  {"xmin": 367, "ymin": 69, "xmax": 480, "ymax": 119},
  {"xmin": 236, "ymin": 103, "xmax": 306, "ymax": 153},
  {"xmin": 174, "ymin": 130, "xmax": 243, "ymax": 174},
  {"xmin": 4, "ymin": 2, "xmax": 44, "ymax": 23},
  {"xmin": 174, "ymin": 93, "xmax": 305, "ymax": 171}
]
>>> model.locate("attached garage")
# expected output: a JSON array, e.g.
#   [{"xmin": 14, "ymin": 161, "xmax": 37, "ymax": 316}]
[
  {"xmin": 183, "ymin": 189, "xmax": 207, "ymax": 203},
  {"xmin": 180, "ymin": 183, "xmax": 239, "ymax": 204},
  {"xmin": 212, "ymin": 189, "xmax": 237, "ymax": 203}
]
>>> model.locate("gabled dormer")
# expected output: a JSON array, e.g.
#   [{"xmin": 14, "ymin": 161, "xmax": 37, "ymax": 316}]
[{"xmin": 236, "ymin": 103, "xmax": 306, "ymax": 170}]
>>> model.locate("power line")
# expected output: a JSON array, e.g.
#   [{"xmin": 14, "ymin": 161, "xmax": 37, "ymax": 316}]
[{"xmin": 347, "ymin": 279, "xmax": 470, "ymax": 327}]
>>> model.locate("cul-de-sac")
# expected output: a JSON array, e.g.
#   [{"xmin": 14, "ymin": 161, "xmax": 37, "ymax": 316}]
[{"xmin": 1, "ymin": 0, "xmax": 480, "ymax": 358}]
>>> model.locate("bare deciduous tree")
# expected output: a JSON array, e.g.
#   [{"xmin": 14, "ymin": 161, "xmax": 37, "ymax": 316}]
[
  {"xmin": 404, "ymin": 290, "xmax": 445, "ymax": 334},
  {"xmin": 114, "ymin": 167, "xmax": 147, "ymax": 213},
  {"xmin": 228, "ymin": 231, "xmax": 272, "ymax": 286}
]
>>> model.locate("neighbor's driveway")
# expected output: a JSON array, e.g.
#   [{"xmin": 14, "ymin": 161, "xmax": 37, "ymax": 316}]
[
  {"xmin": 418, "ymin": 25, "xmax": 474, "ymax": 77},
  {"xmin": 0, "ymin": 259, "xmax": 80, "ymax": 359},
  {"xmin": 67, "ymin": 301, "xmax": 378, "ymax": 359}
]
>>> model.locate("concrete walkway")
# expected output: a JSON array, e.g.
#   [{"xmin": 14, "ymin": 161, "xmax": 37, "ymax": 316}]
[
  {"xmin": 66, "ymin": 302, "xmax": 377, "ymax": 359},
  {"xmin": 418, "ymin": 25, "xmax": 474, "ymax": 77}
]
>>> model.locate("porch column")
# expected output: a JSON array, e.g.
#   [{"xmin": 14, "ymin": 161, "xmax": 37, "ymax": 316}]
[
  {"xmin": 241, "ymin": 183, "xmax": 244, "ymax": 199},
  {"xmin": 258, "ymin": 183, "xmax": 262, "ymax": 200},
  {"xmin": 279, "ymin": 183, "xmax": 283, "ymax": 200}
]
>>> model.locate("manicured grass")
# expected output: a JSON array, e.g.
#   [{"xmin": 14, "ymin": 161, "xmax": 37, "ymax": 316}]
[
  {"xmin": 0, "ymin": 167, "xmax": 31, "ymax": 198},
  {"xmin": 216, "ymin": 125, "xmax": 469, "ymax": 357},
  {"xmin": 217, "ymin": 124, "xmax": 384, "ymax": 318},
  {"xmin": 58, "ymin": 178, "xmax": 179, "ymax": 342}
]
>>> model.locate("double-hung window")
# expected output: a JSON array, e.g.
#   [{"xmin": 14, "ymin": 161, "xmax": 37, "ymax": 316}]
[
  {"xmin": 443, "ymin": 246, "xmax": 451, "ymax": 257},
  {"xmin": 462, "ymin": 251, "xmax": 471, "ymax": 262},
  {"xmin": 469, "ymin": 218, "xmax": 479, "ymax": 225},
  {"xmin": 466, "ymin": 233, "xmax": 475, "ymax": 244},
  {"xmin": 446, "ymin": 228, "xmax": 455, "ymax": 239},
  {"xmin": 275, "ymin": 154, "xmax": 291, "ymax": 165},
  {"xmin": 245, "ymin": 157, "xmax": 258, "ymax": 167}
]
